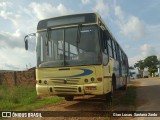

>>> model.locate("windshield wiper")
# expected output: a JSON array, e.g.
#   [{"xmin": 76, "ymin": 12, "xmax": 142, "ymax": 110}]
[
  {"xmin": 46, "ymin": 28, "xmax": 51, "ymax": 45},
  {"xmin": 76, "ymin": 24, "xmax": 82, "ymax": 54},
  {"xmin": 46, "ymin": 28, "xmax": 51, "ymax": 56},
  {"xmin": 77, "ymin": 24, "xmax": 82, "ymax": 43}
]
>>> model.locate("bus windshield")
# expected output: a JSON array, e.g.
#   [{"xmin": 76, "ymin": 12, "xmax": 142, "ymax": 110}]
[{"xmin": 36, "ymin": 25, "xmax": 101, "ymax": 68}]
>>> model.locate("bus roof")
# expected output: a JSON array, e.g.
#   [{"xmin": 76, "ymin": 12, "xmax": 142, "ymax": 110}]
[{"xmin": 37, "ymin": 12, "xmax": 99, "ymax": 30}]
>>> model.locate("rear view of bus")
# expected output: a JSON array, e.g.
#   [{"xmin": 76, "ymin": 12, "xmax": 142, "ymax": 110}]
[{"xmin": 25, "ymin": 13, "xmax": 129, "ymax": 101}]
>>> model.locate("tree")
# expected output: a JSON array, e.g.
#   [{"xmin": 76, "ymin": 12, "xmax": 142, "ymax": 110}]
[
  {"xmin": 134, "ymin": 60, "xmax": 145, "ymax": 70},
  {"xmin": 144, "ymin": 55, "xmax": 159, "ymax": 75},
  {"xmin": 134, "ymin": 60, "xmax": 145, "ymax": 78}
]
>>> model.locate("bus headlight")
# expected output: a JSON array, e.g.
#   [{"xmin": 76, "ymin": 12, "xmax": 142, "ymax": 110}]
[
  {"xmin": 91, "ymin": 77, "xmax": 95, "ymax": 82},
  {"xmin": 84, "ymin": 79, "xmax": 88, "ymax": 83},
  {"xmin": 39, "ymin": 80, "xmax": 42, "ymax": 84},
  {"xmin": 44, "ymin": 80, "xmax": 47, "ymax": 84}
]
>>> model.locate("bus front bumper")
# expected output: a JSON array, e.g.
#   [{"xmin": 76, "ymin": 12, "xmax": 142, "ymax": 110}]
[{"xmin": 36, "ymin": 83, "xmax": 103, "ymax": 96}]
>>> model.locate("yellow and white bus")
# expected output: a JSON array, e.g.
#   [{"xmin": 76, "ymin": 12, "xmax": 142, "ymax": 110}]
[{"xmin": 25, "ymin": 13, "xmax": 129, "ymax": 102}]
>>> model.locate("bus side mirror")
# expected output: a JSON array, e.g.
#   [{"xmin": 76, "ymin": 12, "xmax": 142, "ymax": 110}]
[
  {"xmin": 24, "ymin": 33, "xmax": 36, "ymax": 50},
  {"xmin": 25, "ymin": 39, "xmax": 28, "ymax": 50}
]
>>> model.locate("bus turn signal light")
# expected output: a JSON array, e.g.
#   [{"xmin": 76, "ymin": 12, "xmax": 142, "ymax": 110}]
[{"xmin": 97, "ymin": 77, "xmax": 102, "ymax": 81}]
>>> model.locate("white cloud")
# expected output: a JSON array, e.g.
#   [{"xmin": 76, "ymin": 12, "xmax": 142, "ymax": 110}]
[
  {"xmin": 92, "ymin": 0, "xmax": 109, "ymax": 17},
  {"xmin": 0, "ymin": 10, "xmax": 13, "ymax": 19},
  {"xmin": 114, "ymin": 5, "xmax": 147, "ymax": 40},
  {"xmin": 113, "ymin": 5, "xmax": 160, "ymax": 66},
  {"xmin": 81, "ymin": 0, "xmax": 91, "ymax": 4},
  {"xmin": 114, "ymin": 5, "xmax": 124, "ymax": 20},
  {"xmin": 0, "ymin": 30, "xmax": 36, "ymax": 51},
  {"xmin": 0, "ymin": 1, "xmax": 38, "ymax": 51},
  {"xmin": 0, "ymin": 2, "xmax": 74, "ymax": 70},
  {"xmin": 129, "ymin": 43, "xmax": 158, "ymax": 66},
  {"xmin": 121, "ymin": 16, "xmax": 147, "ymax": 39},
  {"xmin": 0, "ymin": 6, "xmax": 37, "ymax": 34},
  {"xmin": 0, "ymin": 47, "xmax": 36, "ymax": 70},
  {"xmin": 129, "ymin": 55, "xmax": 144, "ymax": 67},
  {"xmin": 29, "ymin": 2, "xmax": 73, "ymax": 20},
  {"xmin": 0, "ymin": 2, "xmax": 19, "ymax": 27},
  {"xmin": 0, "ymin": 1, "xmax": 12, "ymax": 10},
  {"xmin": 141, "ymin": 44, "xmax": 157, "ymax": 57}
]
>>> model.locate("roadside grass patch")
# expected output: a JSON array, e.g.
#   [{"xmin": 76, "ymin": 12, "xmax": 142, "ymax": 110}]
[
  {"xmin": 0, "ymin": 85, "xmax": 64, "ymax": 111},
  {"xmin": 120, "ymin": 86, "xmax": 136, "ymax": 106},
  {"xmin": 113, "ymin": 86, "xmax": 137, "ymax": 111},
  {"xmin": 119, "ymin": 86, "xmax": 136, "ymax": 111}
]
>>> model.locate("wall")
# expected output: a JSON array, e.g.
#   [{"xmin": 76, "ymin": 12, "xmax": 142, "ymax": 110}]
[{"xmin": 0, "ymin": 69, "xmax": 36, "ymax": 87}]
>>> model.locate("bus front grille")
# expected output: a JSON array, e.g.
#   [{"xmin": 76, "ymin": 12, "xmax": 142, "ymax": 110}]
[
  {"xmin": 51, "ymin": 78, "xmax": 80, "ymax": 85},
  {"xmin": 54, "ymin": 86, "xmax": 78, "ymax": 93}
]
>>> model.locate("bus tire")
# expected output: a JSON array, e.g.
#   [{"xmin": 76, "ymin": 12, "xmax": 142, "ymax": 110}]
[
  {"xmin": 65, "ymin": 96, "xmax": 74, "ymax": 101},
  {"xmin": 112, "ymin": 74, "xmax": 116, "ymax": 91},
  {"xmin": 106, "ymin": 83, "xmax": 113, "ymax": 104},
  {"xmin": 120, "ymin": 77, "xmax": 127, "ymax": 91},
  {"xmin": 120, "ymin": 84, "xmax": 127, "ymax": 90},
  {"xmin": 106, "ymin": 90, "xmax": 113, "ymax": 103}
]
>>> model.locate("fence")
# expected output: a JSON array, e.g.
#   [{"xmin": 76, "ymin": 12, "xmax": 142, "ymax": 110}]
[{"xmin": 0, "ymin": 69, "xmax": 36, "ymax": 87}]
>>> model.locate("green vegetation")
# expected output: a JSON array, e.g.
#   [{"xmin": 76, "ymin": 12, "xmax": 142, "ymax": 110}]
[
  {"xmin": 114, "ymin": 86, "xmax": 137, "ymax": 111},
  {"xmin": 120, "ymin": 86, "xmax": 136, "ymax": 106},
  {"xmin": 134, "ymin": 55, "xmax": 160, "ymax": 75},
  {"xmin": 0, "ymin": 85, "xmax": 64, "ymax": 111}
]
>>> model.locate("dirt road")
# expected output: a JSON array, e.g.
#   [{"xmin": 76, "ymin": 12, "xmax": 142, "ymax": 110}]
[
  {"xmin": 7, "ymin": 95, "xmax": 127, "ymax": 120},
  {"xmin": 133, "ymin": 77, "xmax": 160, "ymax": 120},
  {"xmin": 6, "ymin": 77, "xmax": 160, "ymax": 120},
  {"xmin": 136, "ymin": 77, "xmax": 160, "ymax": 111},
  {"xmin": 37, "ymin": 96, "xmax": 111, "ymax": 120},
  {"xmin": 30, "ymin": 77, "xmax": 160, "ymax": 120}
]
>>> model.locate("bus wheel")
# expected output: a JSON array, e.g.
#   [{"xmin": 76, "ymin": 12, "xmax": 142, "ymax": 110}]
[
  {"xmin": 65, "ymin": 96, "xmax": 74, "ymax": 101},
  {"xmin": 120, "ymin": 77, "xmax": 127, "ymax": 91},
  {"xmin": 121, "ymin": 84, "xmax": 127, "ymax": 90},
  {"xmin": 106, "ymin": 84, "xmax": 113, "ymax": 104}
]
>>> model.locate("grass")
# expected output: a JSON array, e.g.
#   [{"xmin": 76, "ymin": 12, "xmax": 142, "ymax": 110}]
[
  {"xmin": 106, "ymin": 86, "xmax": 137, "ymax": 120},
  {"xmin": 121, "ymin": 86, "xmax": 136, "ymax": 111},
  {"xmin": 113, "ymin": 86, "xmax": 137, "ymax": 111},
  {"xmin": 0, "ymin": 85, "xmax": 64, "ymax": 111},
  {"xmin": 120, "ymin": 86, "xmax": 136, "ymax": 106}
]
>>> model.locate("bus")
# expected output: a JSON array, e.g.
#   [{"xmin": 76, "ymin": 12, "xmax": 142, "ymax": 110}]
[{"xmin": 24, "ymin": 13, "xmax": 129, "ymax": 102}]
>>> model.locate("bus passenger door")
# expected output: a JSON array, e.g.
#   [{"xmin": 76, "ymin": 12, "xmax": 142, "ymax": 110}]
[
  {"xmin": 117, "ymin": 46, "xmax": 122, "ymax": 77},
  {"xmin": 101, "ymin": 29, "xmax": 111, "ymax": 94},
  {"xmin": 117, "ymin": 45, "xmax": 123, "ymax": 87}
]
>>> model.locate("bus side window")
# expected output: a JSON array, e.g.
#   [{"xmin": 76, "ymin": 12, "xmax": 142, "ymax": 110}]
[
  {"xmin": 107, "ymin": 38, "xmax": 113, "ymax": 58},
  {"xmin": 101, "ymin": 30, "xmax": 109, "ymax": 65},
  {"xmin": 118, "ymin": 47, "xmax": 122, "ymax": 76},
  {"xmin": 119, "ymin": 49, "xmax": 122, "ymax": 62},
  {"xmin": 102, "ymin": 30, "xmax": 108, "ymax": 54},
  {"xmin": 111, "ymin": 40, "xmax": 117, "ymax": 60},
  {"xmin": 114, "ymin": 42, "xmax": 118, "ymax": 60}
]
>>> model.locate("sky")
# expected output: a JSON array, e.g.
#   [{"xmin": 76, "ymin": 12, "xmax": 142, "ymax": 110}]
[{"xmin": 0, "ymin": 0, "xmax": 160, "ymax": 70}]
